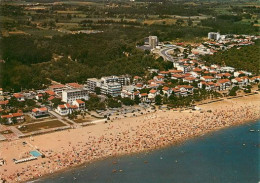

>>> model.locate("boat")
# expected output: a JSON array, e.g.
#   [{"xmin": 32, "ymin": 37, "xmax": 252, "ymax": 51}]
[{"xmin": 249, "ymin": 129, "xmax": 255, "ymax": 132}]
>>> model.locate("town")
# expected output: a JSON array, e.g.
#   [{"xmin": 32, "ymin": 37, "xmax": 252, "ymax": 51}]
[{"xmin": 0, "ymin": 32, "xmax": 259, "ymax": 142}]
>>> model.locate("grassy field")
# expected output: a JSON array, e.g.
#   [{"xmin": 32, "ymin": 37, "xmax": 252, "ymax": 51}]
[
  {"xmin": 0, "ymin": 130, "xmax": 13, "ymax": 135},
  {"xmin": 73, "ymin": 116, "xmax": 97, "ymax": 123},
  {"xmin": 19, "ymin": 120, "xmax": 66, "ymax": 133}
]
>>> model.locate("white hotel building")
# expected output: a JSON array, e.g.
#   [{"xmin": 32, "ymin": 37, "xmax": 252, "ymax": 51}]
[
  {"xmin": 87, "ymin": 78, "xmax": 102, "ymax": 92},
  {"xmin": 62, "ymin": 88, "xmax": 88, "ymax": 104},
  {"xmin": 101, "ymin": 82, "xmax": 121, "ymax": 97}
]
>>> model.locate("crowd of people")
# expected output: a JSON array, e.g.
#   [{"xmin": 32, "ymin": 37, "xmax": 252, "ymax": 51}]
[{"xmin": 0, "ymin": 99, "xmax": 259, "ymax": 182}]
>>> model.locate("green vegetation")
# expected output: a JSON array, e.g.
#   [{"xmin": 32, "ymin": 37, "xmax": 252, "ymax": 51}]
[
  {"xmin": 229, "ymin": 86, "xmax": 240, "ymax": 96},
  {"xmin": 121, "ymin": 97, "xmax": 135, "ymax": 106},
  {"xmin": 202, "ymin": 40, "xmax": 260, "ymax": 74},
  {"xmin": 85, "ymin": 94, "xmax": 106, "ymax": 111},
  {"xmin": 0, "ymin": 97, "xmax": 38, "ymax": 114},
  {"xmin": 0, "ymin": 1, "xmax": 259, "ymax": 91},
  {"xmin": 107, "ymin": 98, "xmax": 122, "ymax": 108},
  {"xmin": 168, "ymin": 89, "xmax": 222, "ymax": 108},
  {"xmin": 19, "ymin": 120, "xmax": 66, "ymax": 133}
]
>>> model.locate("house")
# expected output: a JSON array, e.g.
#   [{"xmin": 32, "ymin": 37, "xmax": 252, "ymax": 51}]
[
  {"xmin": 148, "ymin": 69, "xmax": 159, "ymax": 74},
  {"xmin": 139, "ymin": 93, "xmax": 149, "ymax": 103},
  {"xmin": 0, "ymin": 88, "xmax": 3, "ymax": 95},
  {"xmin": 56, "ymin": 103, "xmax": 78, "ymax": 116},
  {"xmin": 240, "ymin": 76, "xmax": 250, "ymax": 86},
  {"xmin": 121, "ymin": 90, "xmax": 134, "ymax": 99},
  {"xmin": 171, "ymin": 74, "xmax": 185, "ymax": 80},
  {"xmin": 171, "ymin": 88, "xmax": 181, "ymax": 96},
  {"xmin": 56, "ymin": 104, "xmax": 69, "ymax": 116},
  {"xmin": 168, "ymin": 70, "xmax": 183, "ymax": 74},
  {"xmin": 45, "ymin": 90, "xmax": 56, "ymax": 96},
  {"xmin": 148, "ymin": 89, "xmax": 158, "ymax": 103},
  {"xmin": 73, "ymin": 99, "xmax": 85, "ymax": 111},
  {"xmin": 176, "ymin": 85, "xmax": 194, "ymax": 95},
  {"xmin": 1, "ymin": 112, "xmax": 24, "ymax": 124},
  {"xmin": 222, "ymin": 73, "xmax": 232, "ymax": 78},
  {"xmin": 217, "ymin": 79, "xmax": 231, "ymax": 90},
  {"xmin": 200, "ymin": 76, "xmax": 215, "ymax": 82},
  {"xmin": 0, "ymin": 100, "xmax": 9, "ymax": 107},
  {"xmin": 183, "ymin": 77, "xmax": 197, "ymax": 84},
  {"xmin": 36, "ymin": 93, "xmax": 43, "ymax": 100},
  {"xmin": 162, "ymin": 86, "xmax": 172, "ymax": 96},
  {"xmin": 189, "ymin": 71, "xmax": 200, "ymax": 78},
  {"xmin": 13, "ymin": 93, "xmax": 25, "ymax": 102},
  {"xmin": 135, "ymin": 83, "xmax": 143, "ymax": 90},
  {"xmin": 249, "ymin": 76, "xmax": 260, "ymax": 83},
  {"xmin": 176, "ymin": 65, "xmax": 191, "ymax": 73},
  {"xmin": 193, "ymin": 67, "xmax": 202, "ymax": 72},
  {"xmin": 133, "ymin": 76, "xmax": 142, "ymax": 82},
  {"xmin": 220, "ymin": 67, "xmax": 235, "ymax": 73},
  {"xmin": 198, "ymin": 82, "xmax": 216, "ymax": 91},
  {"xmin": 153, "ymin": 75, "xmax": 164, "ymax": 81},
  {"xmin": 174, "ymin": 86, "xmax": 187, "ymax": 96},
  {"xmin": 148, "ymin": 83, "xmax": 159, "ymax": 89},
  {"xmin": 121, "ymin": 85, "xmax": 137, "ymax": 100},
  {"xmin": 32, "ymin": 107, "xmax": 49, "ymax": 118},
  {"xmin": 158, "ymin": 71, "xmax": 170, "ymax": 76}
]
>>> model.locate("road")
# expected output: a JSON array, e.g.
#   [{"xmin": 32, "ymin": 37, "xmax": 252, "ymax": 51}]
[{"xmin": 159, "ymin": 44, "xmax": 183, "ymax": 63}]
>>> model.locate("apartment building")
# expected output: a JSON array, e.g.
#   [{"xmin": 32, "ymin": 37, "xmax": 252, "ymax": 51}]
[
  {"xmin": 62, "ymin": 88, "xmax": 88, "ymax": 104},
  {"xmin": 86, "ymin": 78, "xmax": 101, "ymax": 92},
  {"xmin": 149, "ymin": 36, "xmax": 158, "ymax": 49},
  {"xmin": 101, "ymin": 82, "xmax": 121, "ymax": 97},
  {"xmin": 208, "ymin": 32, "xmax": 220, "ymax": 40},
  {"xmin": 49, "ymin": 84, "xmax": 67, "ymax": 95}
]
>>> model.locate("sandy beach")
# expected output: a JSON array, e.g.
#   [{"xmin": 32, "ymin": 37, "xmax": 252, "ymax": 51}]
[{"xmin": 0, "ymin": 94, "xmax": 259, "ymax": 183}]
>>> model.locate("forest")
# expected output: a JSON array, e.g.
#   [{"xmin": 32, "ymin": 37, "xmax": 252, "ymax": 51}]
[
  {"xmin": 0, "ymin": 0, "xmax": 259, "ymax": 91},
  {"xmin": 201, "ymin": 40, "xmax": 260, "ymax": 75}
]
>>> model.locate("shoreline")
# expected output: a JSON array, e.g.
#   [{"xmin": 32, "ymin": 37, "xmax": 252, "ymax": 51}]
[
  {"xmin": 34, "ymin": 118, "xmax": 260, "ymax": 183},
  {"xmin": 1, "ymin": 94, "xmax": 260, "ymax": 183}
]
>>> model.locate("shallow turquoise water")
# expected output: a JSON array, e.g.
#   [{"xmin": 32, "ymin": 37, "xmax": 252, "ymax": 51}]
[
  {"xmin": 30, "ymin": 150, "xmax": 42, "ymax": 157},
  {"xmin": 38, "ymin": 120, "xmax": 260, "ymax": 183}
]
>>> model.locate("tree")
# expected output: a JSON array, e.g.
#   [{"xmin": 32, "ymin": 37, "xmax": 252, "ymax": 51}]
[
  {"xmin": 107, "ymin": 98, "xmax": 121, "ymax": 108},
  {"xmin": 95, "ymin": 87, "xmax": 101, "ymax": 95},
  {"xmin": 229, "ymin": 86, "xmax": 239, "ymax": 96},
  {"xmin": 11, "ymin": 117, "xmax": 17, "ymax": 124},
  {"xmin": 134, "ymin": 95, "xmax": 140, "ymax": 104},
  {"xmin": 187, "ymin": 19, "xmax": 193, "ymax": 26},
  {"xmin": 25, "ymin": 99, "xmax": 36, "ymax": 107},
  {"xmin": 0, "ymin": 117, "xmax": 8, "ymax": 125},
  {"xmin": 121, "ymin": 97, "xmax": 134, "ymax": 106},
  {"xmin": 176, "ymin": 19, "xmax": 184, "ymax": 26},
  {"xmin": 97, "ymin": 102, "xmax": 106, "ymax": 110},
  {"xmin": 155, "ymin": 95, "xmax": 162, "ymax": 105},
  {"xmin": 51, "ymin": 98, "xmax": 63, "ymax": 108}
]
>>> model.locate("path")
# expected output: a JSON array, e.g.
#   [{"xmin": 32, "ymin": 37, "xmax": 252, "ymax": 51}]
[{"xmin": 49, "ymin": 110, "xmax": 80, "ymax": 128}]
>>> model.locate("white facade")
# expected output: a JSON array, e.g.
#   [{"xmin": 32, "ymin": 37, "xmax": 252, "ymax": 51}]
[
  {"xmin": 62, "ymin": 89, "xmax": 88, "ymax": 104},
  {"xmin": 220, "ymin": 67, "xmax": 235, "ymax": 73},
  {"xmin": 101, "ymin": 75, "xmax": 130, "ymax": 86},
  {"xmin": 101, "ymin": 82, "xmax": 121, "ymax": 97},
  {"xmin": 208, "ymin": 32, "xmax": 220, "ymax": 40},
  {"xmin": 149, "ymin": 36, "xmax": 158, "ymax": 49},
  {"xmin": 87, "ymin": 78, "xmax": 101, "ymax": 92}
]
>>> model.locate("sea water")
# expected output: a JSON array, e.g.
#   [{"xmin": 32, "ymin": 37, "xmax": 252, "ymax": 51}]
[{"xmin": 38, "ymin": 120, "xmax": 260, "ymax": 183}]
